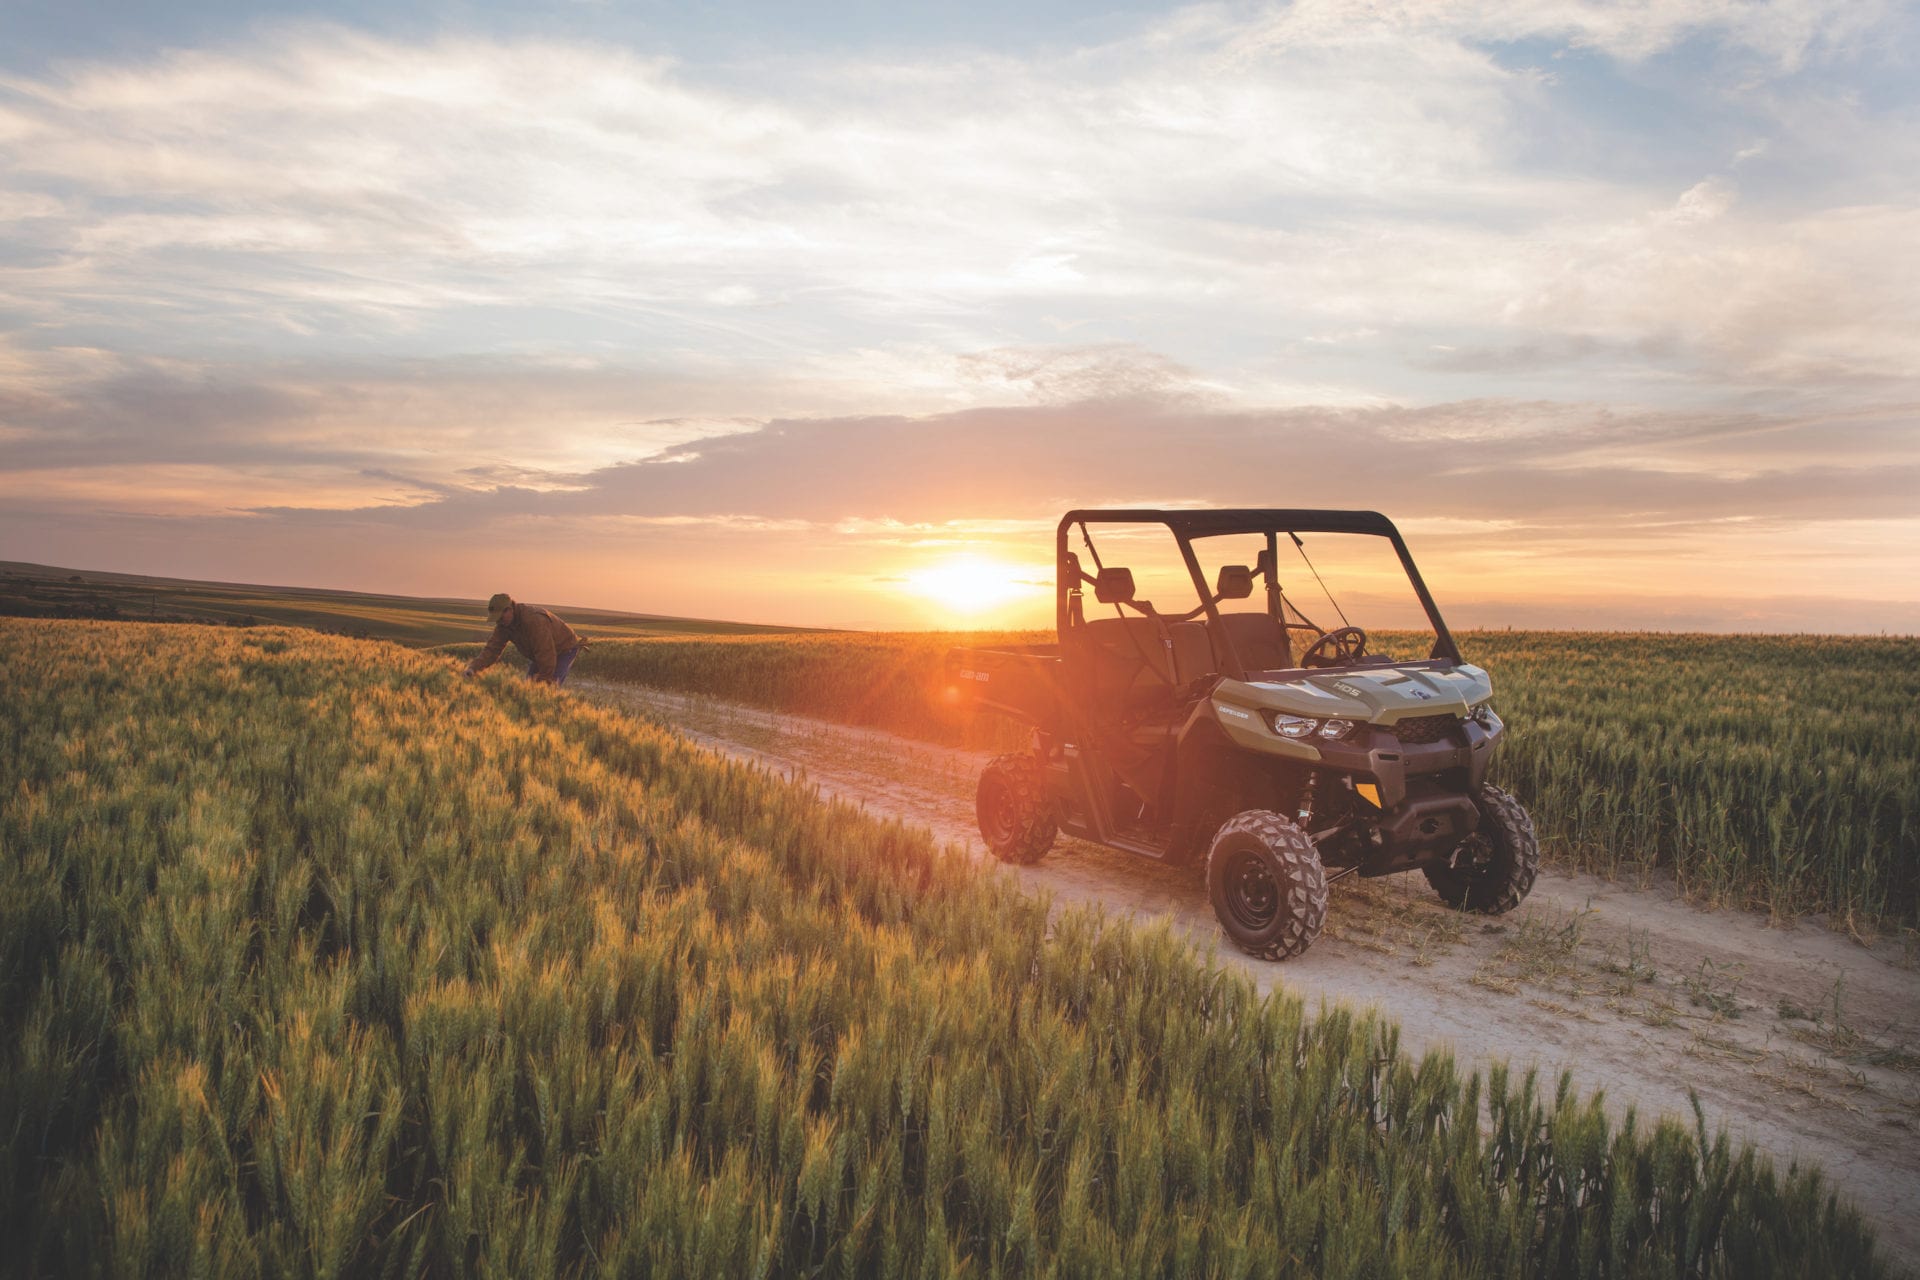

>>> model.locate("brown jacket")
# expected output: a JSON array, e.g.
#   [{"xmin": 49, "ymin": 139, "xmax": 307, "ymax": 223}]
[{"xmin": 471, "ymin": 605, "xmax": 582, "ymax": 683}]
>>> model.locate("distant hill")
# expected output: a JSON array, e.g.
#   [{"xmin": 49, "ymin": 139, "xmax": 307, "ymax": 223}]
[{"xmin": 0, "ymin": 561, "xmax": 813, "ymax": 646}]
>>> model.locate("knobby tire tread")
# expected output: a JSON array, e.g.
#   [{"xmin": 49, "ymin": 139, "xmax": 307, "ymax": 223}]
[
  {"xmin": 1206, "ymin": 810, "xmax": 1328, "ymax": 961},
  {"xmin": 977, "ymin": 754, "xmax": 1057, "ymax": 865},
  {"xmin": 1424, "ymin": 783, "xmax": 1540, "ymax": 915}
]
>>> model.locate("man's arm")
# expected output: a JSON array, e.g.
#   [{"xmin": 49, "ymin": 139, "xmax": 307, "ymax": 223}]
[{"xmin": 466, "ymin": 625, "xmax": 510, "ymax": 674}]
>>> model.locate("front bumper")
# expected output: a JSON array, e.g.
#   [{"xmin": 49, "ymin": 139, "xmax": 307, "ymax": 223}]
[{"xmin": 1318, "ymin": 716, "xmax": 1499, "ymax": 809}]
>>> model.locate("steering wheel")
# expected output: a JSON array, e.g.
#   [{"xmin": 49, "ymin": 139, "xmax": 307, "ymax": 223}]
[{"xmin": 1299, "ymin": 625, "xmax": 1369, "ymax": 668}]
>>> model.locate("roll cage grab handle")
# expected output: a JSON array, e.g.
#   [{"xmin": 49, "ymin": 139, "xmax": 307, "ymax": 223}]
[{"xmin": 1055, "ymin": 509, "xmax": 1463, "ymax": 681}]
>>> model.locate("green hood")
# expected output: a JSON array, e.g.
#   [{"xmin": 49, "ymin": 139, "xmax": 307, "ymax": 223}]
[{"xmin": 1242, "ymin": 663, "xmax": 1492, "ymax": 724}]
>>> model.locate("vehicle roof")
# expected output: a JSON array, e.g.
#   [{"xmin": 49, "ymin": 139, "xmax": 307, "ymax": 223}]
[{"xmin": 1058, "ymin": 508, "xmax": 1400, "ymax": 539}]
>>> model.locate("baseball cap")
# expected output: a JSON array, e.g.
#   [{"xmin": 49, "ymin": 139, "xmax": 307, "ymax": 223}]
[{"xmin": 486, "ymin": 592, "xmax": 513, "ymax": 623}]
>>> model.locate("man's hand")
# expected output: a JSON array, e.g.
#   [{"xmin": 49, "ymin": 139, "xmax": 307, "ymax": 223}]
[{"xmin": 461, "ymin": 663, "xmax": 477, "ymax": 679}]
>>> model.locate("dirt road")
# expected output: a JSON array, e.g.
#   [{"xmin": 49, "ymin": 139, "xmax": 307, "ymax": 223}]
[{"xmin": 576, "ymin": 679, "xmax": 1920, "ymax": 1265}]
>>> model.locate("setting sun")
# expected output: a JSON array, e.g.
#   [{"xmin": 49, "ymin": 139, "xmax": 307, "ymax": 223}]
[{"xmin": 903, "ymin": 556, "xmax": 1045, "ymax": 616}]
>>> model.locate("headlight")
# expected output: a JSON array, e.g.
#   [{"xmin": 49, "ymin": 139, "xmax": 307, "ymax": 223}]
[
  {"xmin": 1318, "ymin": 718, "xmax": 1357, "ymax": 740},
  {"xmin": 1271, "ymin": 713, "xmax": 1318, "ymax": 739},
  {"xmin": 1471, "ymin": 704, "xmax": 1502, "ymax": 732}
]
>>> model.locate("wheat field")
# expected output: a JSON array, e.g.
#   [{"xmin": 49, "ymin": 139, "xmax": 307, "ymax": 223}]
[{"xmin": 2, "ymin": 620, "xmax": 1886, "ymax": 1277}]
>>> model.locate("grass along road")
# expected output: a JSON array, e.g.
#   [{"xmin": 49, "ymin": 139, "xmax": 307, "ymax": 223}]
[
  {"xmin": 573, "ymin": 677, "xmax": 1920, "ymax": 1267},
  {"xmin": 573, "ymin": 630, "xmax": 1920, "ymax": 930}
]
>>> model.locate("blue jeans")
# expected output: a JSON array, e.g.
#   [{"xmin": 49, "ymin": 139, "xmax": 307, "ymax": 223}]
[{"xmin": 529, "ymin": 647, "xmax": 582, "ymax": 687}]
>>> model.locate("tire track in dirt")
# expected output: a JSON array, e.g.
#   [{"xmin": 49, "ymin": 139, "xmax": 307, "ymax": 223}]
[{"xmin": 575, "ymin": 678, "xmax": 1920, "ymax": 1265}]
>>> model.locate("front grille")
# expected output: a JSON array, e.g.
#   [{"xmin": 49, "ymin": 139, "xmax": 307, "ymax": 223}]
[{"xmin": 1391, "ymin": 713, "xmax": 1460, "ymax": 745}]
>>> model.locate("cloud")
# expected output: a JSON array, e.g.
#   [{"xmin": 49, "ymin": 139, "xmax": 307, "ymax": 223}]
[
  {"xmin": 77, "ymin": 390, "xmax": 1904, "ymax": 565},
  {"xmin": 0, "ymin": 341, "xmax": 755, "ymax": 496},
  {"xmin": 1243, "ymin": 0, "xmax": 1893, "ymax": 69},
  {"xmin": 5, "ymin": 392, "xmax": 1913, "ymax": 629},
  {"xmin": 6, "ymin": 327, "xmax": 1912, "ymax": 538},
  {"xmin": 0, "ymin": 6, "xmax": 1912, "ymax": 410},
  {"xmin": 421, "ymin": 397, "xmax": 1920, "ymax": 531},
  {"xmin": 954, "ymin": 344, "xmax": 1210, "ymax": 405}
]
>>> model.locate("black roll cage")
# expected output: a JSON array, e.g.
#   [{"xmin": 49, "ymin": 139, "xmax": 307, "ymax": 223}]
[{"xmin": 1055, "ymin": 508, "xmax": 1462, "ymax": 680}]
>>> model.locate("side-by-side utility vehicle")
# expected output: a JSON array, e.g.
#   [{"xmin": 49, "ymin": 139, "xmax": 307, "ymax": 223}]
[{"xmin": 947, "ymin": 509, "xmax": 1538, "ymax": 961}]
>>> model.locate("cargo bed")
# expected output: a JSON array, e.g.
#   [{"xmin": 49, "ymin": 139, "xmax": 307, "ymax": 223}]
[{"xmin": 945, "ymin": 644, "xmax": 1065, "ymax": 730}]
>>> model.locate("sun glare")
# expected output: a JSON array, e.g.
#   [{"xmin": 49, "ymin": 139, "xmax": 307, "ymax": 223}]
[{"xmin": 904, "ymin": 557, "xmax": 1044, "ymax": 617}]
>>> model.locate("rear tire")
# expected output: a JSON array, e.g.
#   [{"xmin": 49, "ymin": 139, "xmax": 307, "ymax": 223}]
[
  {"xmin": 1206, "ymin": 811, "xmax": 1328, "ymax": 961},
  {"xmin": 1423, "ymin": 784, "xmax": 1539, "ymax": 914},
  {"xmin": 976, "ymin": 754, "xmax": 1057, "ymax": 865}
]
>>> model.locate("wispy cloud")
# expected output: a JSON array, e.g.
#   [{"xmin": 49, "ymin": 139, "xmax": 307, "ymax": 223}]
[{"xmin": 1240, "ymin": 0, "xmax": 1893, "ymax": 68}]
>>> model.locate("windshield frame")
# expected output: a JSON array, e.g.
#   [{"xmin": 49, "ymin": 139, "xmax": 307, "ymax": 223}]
[{"xmin": 1054, "ymin": 508, "xmax": 1462, "ymax": 678}]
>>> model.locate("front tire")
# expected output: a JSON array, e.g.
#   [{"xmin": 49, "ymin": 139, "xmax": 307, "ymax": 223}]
[
  {"xmin": 1423, "ymin": 784, "xmax": 1539, "ymax": 914},
  {"xmin": 976, "ymin": 754, "xmax": 1057, "ymax": 865},
  {"xmin": 1206, "ymin": 811, "xmax": 1328, "ymax": 961}
]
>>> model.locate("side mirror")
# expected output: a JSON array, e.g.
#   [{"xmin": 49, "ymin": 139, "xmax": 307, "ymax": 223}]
[
  {"xmin": 1093, "ymin": 567, "xmax": 1135, "ymax": 604},
  {"xmin": 1215, "ymin": 565, "xmax": 1254, "ymax": 599},
  {"xmin": 1255, "ymin": 548, "xmax": 1276, "ymax": 581}
]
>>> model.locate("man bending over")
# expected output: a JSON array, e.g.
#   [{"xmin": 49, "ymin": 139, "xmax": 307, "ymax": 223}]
[{"xmin": 462, "ymin": 593, "xmax": 586, "ymax": 687}]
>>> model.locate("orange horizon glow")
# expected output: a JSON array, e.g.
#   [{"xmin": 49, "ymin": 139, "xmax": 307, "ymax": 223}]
[{"xmin": 21, "ymin": 518, "xmax": 1917, "ymax": 635}]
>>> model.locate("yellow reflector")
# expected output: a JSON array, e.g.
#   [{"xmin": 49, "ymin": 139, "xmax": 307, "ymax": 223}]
[{"xmin": 1355, "ymin": 783, "xmax": 1381, "ymax": 808}]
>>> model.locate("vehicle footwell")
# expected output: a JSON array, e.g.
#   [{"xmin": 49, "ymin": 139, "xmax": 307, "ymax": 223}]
[{"xmin": 574, "ymin": 679, "xmax": 1920, "ymax": 1264}]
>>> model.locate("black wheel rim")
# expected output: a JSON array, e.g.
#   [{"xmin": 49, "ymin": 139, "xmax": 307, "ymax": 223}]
[
  {"xmin": 1451, "ymin": 833, "xmax": 1494, "ymax": 881},
  {"xmin": 1222, "ymin": 850, "xmax": 1279, "ymax": 930},
  {"xmin": 980, "ymin": 778, "xmax": 1017, "ymax": 844}
]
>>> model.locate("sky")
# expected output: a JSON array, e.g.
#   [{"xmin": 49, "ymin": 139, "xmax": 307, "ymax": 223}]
[{"xmin": 2, "ymin": 0, "xmax": 1917, "ymax": 631}]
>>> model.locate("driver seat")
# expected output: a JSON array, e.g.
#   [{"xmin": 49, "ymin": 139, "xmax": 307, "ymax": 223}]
[{"xmin": 1210, "ymin": 612, "xmax": 1292, "ymax": 674}]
